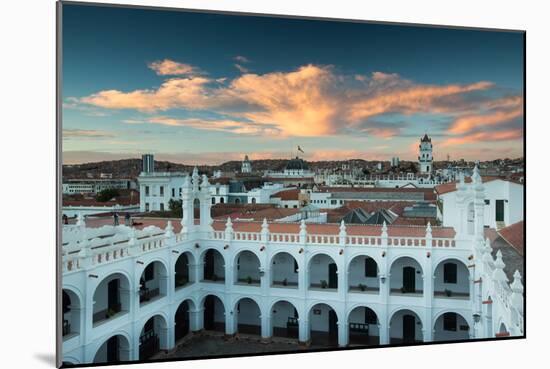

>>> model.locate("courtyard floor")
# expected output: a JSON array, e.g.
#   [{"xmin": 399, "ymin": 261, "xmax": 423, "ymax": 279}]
[{"xmin": 156, "ymin": 331, "xmax": 327, "ymax": 360}]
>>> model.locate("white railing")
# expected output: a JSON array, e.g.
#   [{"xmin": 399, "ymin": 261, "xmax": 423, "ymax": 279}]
[{"xmin": 209, "ymin": 231, "xmax": 456, "ymax": 248}]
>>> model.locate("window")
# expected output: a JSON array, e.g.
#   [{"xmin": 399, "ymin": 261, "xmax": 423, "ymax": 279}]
[
  {"xmin": 160, "ymin": 203, "xmax": 164, "ymax": 211},
  {"xmin": 365, "ymin": 258, "xmax": 377, "ymax": 277},
  {"xmin": 443, "ymin": 313, "xmax": 457, "ymax": 331},
  {"xmin": 145, "ymin": 186, "xmax": 150, "ymax": 196},
  {"xmin": 172, "ymin": 188, "xmax": 175, "ymax": 197},
  {"xmin": 160, "ymin": 186, "xmax": 164, "ymax": 196},
  {"xmin": 211, "ymin": 197, "xmax": 216, "ymax": 205},
  {"xmin": 365, "ymin": 309, "xmax": 377, "ymax": 325},
  {"xmin": 443, "ymin": 263, "xmax": 457, "ymax": 284},
  {"xmin": 144, "ymin": 263, "xmax": 155, "ymax": 282},
  {"xmin": 220, "ymin": 197, "xmax": 225, "ymax": 204},
  {"xmin": 145, "ymin": 203, "xmax": 150, "ymax": 212},
  {"xmin": 331, "ymin": 200, "xmax": 337, "ymax": 205},
  {"xmin": 252, "ymin": 198, "xmax": 256, "ymax": 204}
]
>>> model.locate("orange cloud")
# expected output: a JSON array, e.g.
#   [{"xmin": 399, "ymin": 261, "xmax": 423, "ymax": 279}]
[
  {"xmin": 448, "ymin": 95, "xmax": 523, "ymax": 134},
  {"xmin": 129, "ymin": 116, "xmax": 281, "ymax": 136},
  {"xmin": 348, "ymin": 81, "xmax": 493, "ymax": 122},
  {"xmin": 441, "ymin": 129, "xmax": 523, "ymax": 146},
  {"xmin": 77, "ymin": 61, "xmax": 522, "ymax": 140},
  {"xmin": 147, "ymin": 59, "xmax": 201, "ymax": 76}
]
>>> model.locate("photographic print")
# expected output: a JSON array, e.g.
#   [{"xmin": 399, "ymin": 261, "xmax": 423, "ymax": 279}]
[{"xmin": 58, "ymin": 1, "xmax": 525, "ymax": 366}]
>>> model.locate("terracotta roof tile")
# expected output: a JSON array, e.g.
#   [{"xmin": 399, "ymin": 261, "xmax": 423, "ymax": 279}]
[
  {"xmin": 270, "ymin": 188, "xmax": 300, "ymax": 200},
  {"xmin": 498, "ymin": 221, "xmax": 524, "ymax": 256},
  {"xmin": 74, "ymin": 216, "xmax": 455, "ymax": 239},
  {"xmin": 435, "ymin": 176, "xmax": 522, "ymax": 195}
]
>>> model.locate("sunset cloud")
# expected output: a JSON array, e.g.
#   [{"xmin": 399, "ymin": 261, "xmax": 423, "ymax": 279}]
[
  {"xmin": 125, "ymin": 116, "xmax": 281, "ymax": 136},
  {"xmin": 234, "ymin": 55, "xmax": 250, "ymax": 63},
  {"xmin": 147, "ymin": 59, "xmax": 202, "ymax": 76},
  {"xmin": 77, "ymin": 60, "xmax": 523, "ymax": 144},
  {"xmin": 441, "ymin": 129, "xmax": 523, "ymax": 146}
]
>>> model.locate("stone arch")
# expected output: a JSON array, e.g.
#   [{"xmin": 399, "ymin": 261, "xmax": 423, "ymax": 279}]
[
  {"xmin": 389, "ymin": 308, "xmax": 424, "ymax": 343},
  {"xmin": 139, "ymin": 314, "xmax": 168, "ymax": 360},
  {"xmin": 233, "ymin": 297, "xmax": 262, "ymax": 336},
  {"xmin": 433, "ymin": 257, "xmax": 471, "ymax": 298},
  {"xmin": 201, "ymin": 294, "xmax": 226, "ymax": 332},
  {"xmin": 270, "ymin": 251, "xmax": 299, "ymax": 288},
  {"xmin": 62, "ymin": 288, "xmax": 81, "ymax": 338},
  {"xmin": 270, "ymin": 299, "xmax": 300, "ymax": 339},
  {"xmin": 347, "ymin": 305, "xmax": 380, "ymax": 346},
  {"xmin": 93, "ymin": 333, "xmax": 131, "ymax": 363},
  {"xmin": 91, "ymin": 272, "xmax": 131, "ymax": 325},
  {"xmin": 193, "ymin": 198, "xmax": 201, "ymax": 221},
  {"xmin": 234, "ymin": 249, "xmax": 262, "ymax": 285},
  {"xmin": 139, "ymin": 259, "xmax": 169, "ymax": 304},
  {"xmin": 307, "ymin": 252, "xmax": 338, "ymax": 290},
  {"xmin": 174, "ymin": 299, "xmax": 195, "ymax": 341},
  {"xmin": 308, "ymin": 302, "xmax": 340, "ymax": 346},
  {"xmin": 433, "ymin": 310, "xmax": 470, "ymax": 341},
  {"xmin": 200, "ymin": 248, "xmax": 225, "ymax": 282},
  {"xmin": 174, "ymin": 251, "xmax": 195, "ymax": 288},
  {"xmin": 347, "ymin": 254, "xmax": 380, "ymax": 293},
  {"xmin": 389, "ymin": 255, "xmax": 424, "ymax": 295}
]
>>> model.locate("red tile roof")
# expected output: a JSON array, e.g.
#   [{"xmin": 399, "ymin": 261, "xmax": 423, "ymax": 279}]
[
  {"xmin": 73, "ymin": 216, "xmax": 455, "ymax": 239},
  {"xmin": 498, "ymin": 221, "xmax": 524, "ymax": 256},
  {"xmin": 214, "ymin": 207, "xmax": 300, "ymax": 221},
  {"xmin": 318, "ymin": 186, "xmax": 436, "ymax": 201},
  {"xmin": 270, "ymin": 188, "xmax": 300, "ymax": 200},
  {"xmin": 435, "ymin": 176, "xmax": 522, "ymax": 195}
]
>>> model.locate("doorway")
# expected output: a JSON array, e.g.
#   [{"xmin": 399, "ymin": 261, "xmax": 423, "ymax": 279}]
[
  {"xmin": 403, "ymin": 314, "xmax": 416, "ymax": 342},
  {"xmin": 403, "ymin": 266, "xmax": 416, "ymax": 293},
  {"xmin": 328, "ymin": 263, "xmax": 337, "ymax": 289}
]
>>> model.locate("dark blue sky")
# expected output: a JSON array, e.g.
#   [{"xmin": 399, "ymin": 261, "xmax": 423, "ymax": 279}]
[{"xmin": 61, "ymin": 3, "xmax": 524, "ymax": 164}]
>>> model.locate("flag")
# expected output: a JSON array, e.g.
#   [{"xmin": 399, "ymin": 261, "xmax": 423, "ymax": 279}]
[{"xmin": 297, "ymin": 145, "xmax": 304, "ymax": 153}]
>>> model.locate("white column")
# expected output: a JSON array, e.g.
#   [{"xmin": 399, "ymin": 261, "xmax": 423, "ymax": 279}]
[
  {"xmin": 299, "ymin": 317, "xmax": 310, "ymax": 343},
  {"xmin": 338, "ymin": 320, "xmax": 349, "ymax": 347},
  {"xmin": 225, "ymin": 311, "xmax": 236, "ymax": 336},
  {"xmin": 190, "ymin": 307, "xmax": 204, "ymax": 332},
  {"xmin": 261, "ymin": 314, "xmax": 272, "ymax": 340}
]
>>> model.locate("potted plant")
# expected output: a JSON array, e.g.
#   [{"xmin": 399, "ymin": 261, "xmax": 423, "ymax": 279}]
[
  {"xmin": 359, "ymin": 283, "xmax": 366, "ymax": 292},
  {"xmin": 282, "ymin": 278, "xmax": 288, "ymax": 286},
  {"xmin": 445, "ymin": 289, "xmax": 452, "ymax": 297},
  {"xmin": 246, "ymin": 276, "xmax": 252, "ymax": 284},
  {"xmin": 320, "ymin": 280, "xmax": 328, "ymax": 289},
  {"xmin": 106, "ymin": 308, "xmax": 116, "ymax": 318}
]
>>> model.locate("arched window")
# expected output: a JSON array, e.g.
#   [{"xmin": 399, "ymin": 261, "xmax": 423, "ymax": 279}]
[
  {"xmin": 443, "ymin": 263, "xmax": 457, "ymax": 284},
  {"xmin": 211, "ymin": 197, "xmax": 216, "ymax": 205}
]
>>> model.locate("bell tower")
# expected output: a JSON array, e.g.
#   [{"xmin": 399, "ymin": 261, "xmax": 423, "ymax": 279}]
[
  {"xmin": 180, "ymin": 167, "xmax": 213, "ymax": 236},
  {"xmin": 418, "ymin": 134, "xmax": 433, "ymax": 174}
]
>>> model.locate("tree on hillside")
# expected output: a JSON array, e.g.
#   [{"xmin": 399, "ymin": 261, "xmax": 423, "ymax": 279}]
[
  {"xmin": 169, "ymin": 199, "xmax": 182, "ymax": 218},
  {"xmin": 96, "ymin": 188, "xmax": 120, "ymax": 202}
]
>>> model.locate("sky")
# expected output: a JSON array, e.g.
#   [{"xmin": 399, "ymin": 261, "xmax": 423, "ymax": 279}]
[{"xmin": 62, "ymin": 3, "xmax": 524, "ymax": 165}]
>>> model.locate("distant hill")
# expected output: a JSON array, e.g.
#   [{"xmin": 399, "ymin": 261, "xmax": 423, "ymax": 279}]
[
  {"xmin": 62, "ymin": 156, "xmax": 522, "ymax": 180},
  {"xmin": 62, "ymin": 158, "xmax": 387, "ymax": 179}
]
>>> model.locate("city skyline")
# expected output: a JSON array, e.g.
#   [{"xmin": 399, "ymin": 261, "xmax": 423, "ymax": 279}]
[{"xmin": 62, "ymin": 4, "xmax": 524, "ymax": 165}]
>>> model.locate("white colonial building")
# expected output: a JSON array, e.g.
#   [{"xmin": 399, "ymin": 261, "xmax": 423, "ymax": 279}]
[
  {"xmin": 61, "ymin": 166, "xmax": 524, "ymax": 365},
  {"xmin": 436, "ymin": 173, "xmax": 524, "ymax": 230}
]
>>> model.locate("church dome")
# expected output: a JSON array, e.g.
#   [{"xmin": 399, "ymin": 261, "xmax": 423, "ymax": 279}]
[{"xmin": 286, "ymin": 156, "xmax": 309, "ymax": 171}]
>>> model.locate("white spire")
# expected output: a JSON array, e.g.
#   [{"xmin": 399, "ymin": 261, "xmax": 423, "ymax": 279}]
[
  {"xmin": 472, "ymin": 163, "xmax": 481, "ymax": 184},
  {"xmin": 381, "ymin": 221, "xmax": 388, "ymax": 237},
  {"xmin": 261, "ymin": 218, "xmax": 269, "ymax": 231},
  {"xmin": 339, "ymin": 219, "xmax": 347, "ymax": 234},
  {"xmin": 165, "ymin": 220, "xmax": 174, "ymax": 237},
  {"xmin": 426, "ymin": 222, "xmax": 432, "ymax": 238},
  {"xmin": 492, "ymin": 250, "xmax": 508, "ymax": 282}
]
